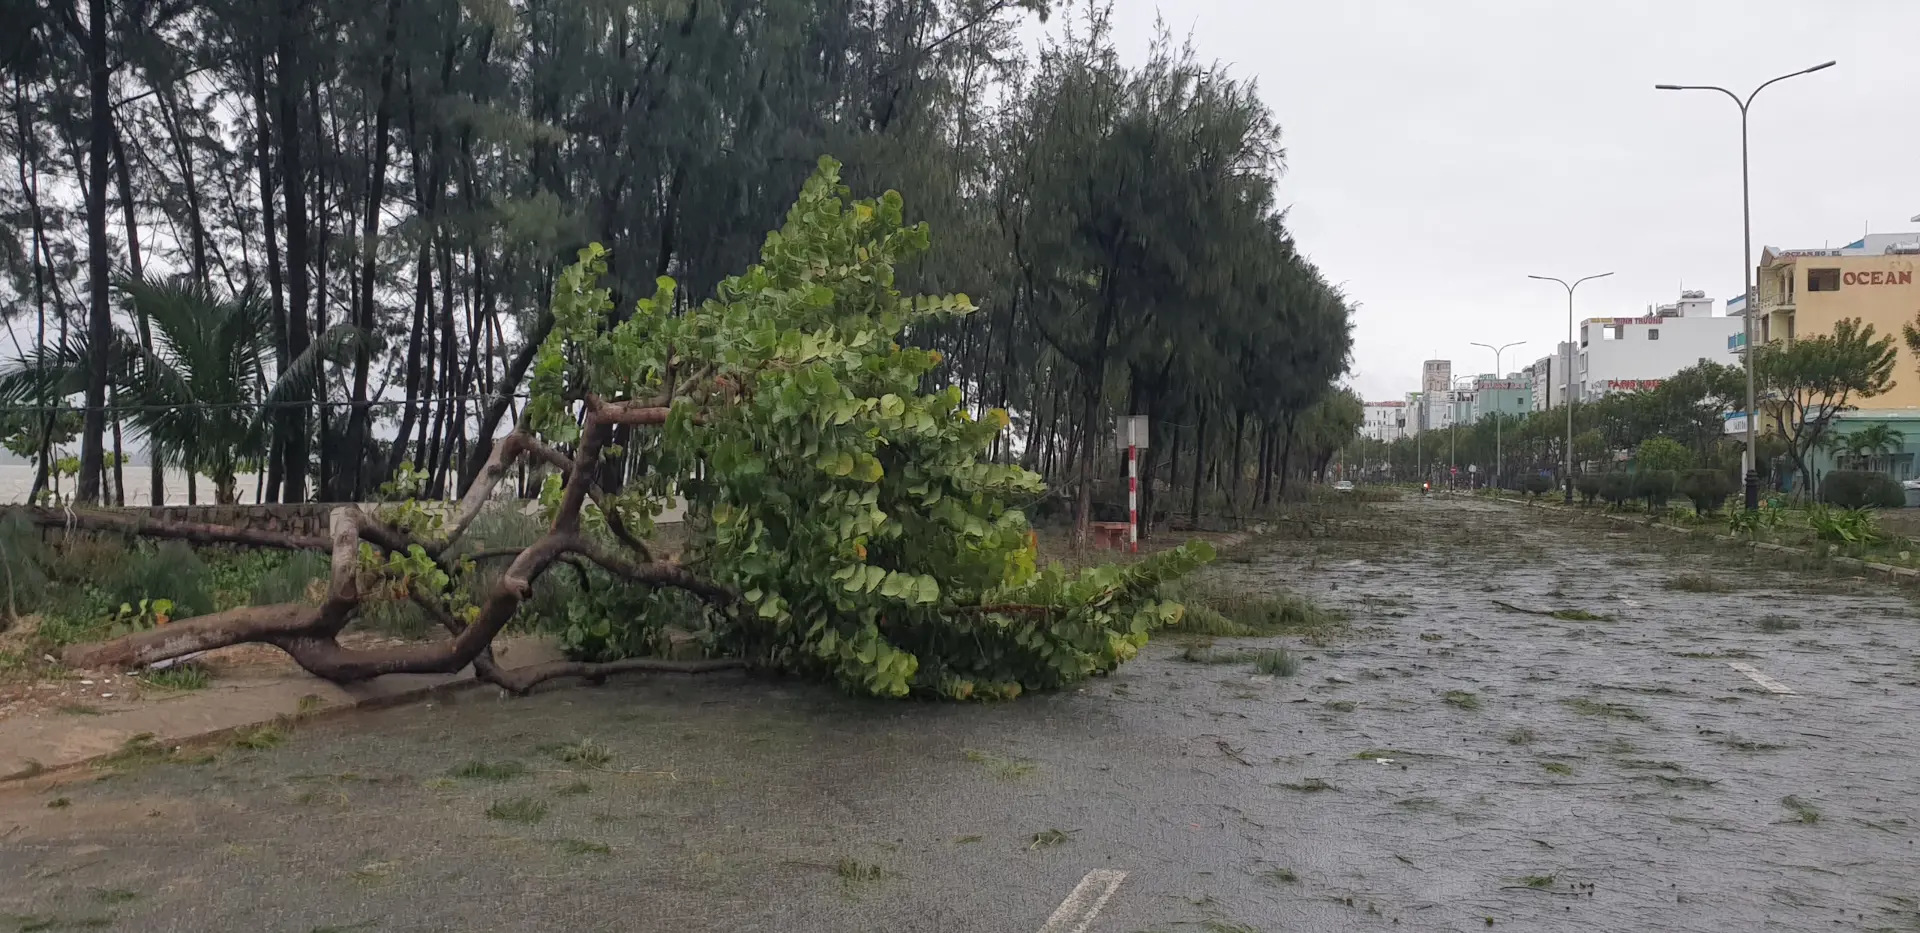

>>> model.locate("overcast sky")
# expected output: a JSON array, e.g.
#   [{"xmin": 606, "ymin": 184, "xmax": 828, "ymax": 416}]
[{"xmin": 1077, "ymin": 0, "xmax": 1920, "ymax": 401}]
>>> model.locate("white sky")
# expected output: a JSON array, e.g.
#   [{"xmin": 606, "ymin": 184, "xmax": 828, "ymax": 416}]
[{"xmin": 1083, "ymin": 0, "xmax": 1920, "ymax": 400}]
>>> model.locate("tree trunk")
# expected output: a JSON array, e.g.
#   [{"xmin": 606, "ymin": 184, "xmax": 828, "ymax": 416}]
[
  {"xmin": 250, "ymin": 53, "xmax": 288, "ymax": 503},
  {"xmin": 275, "ymin": 8, "xmax": 313, "ymax": 503},
  {"xmin": 346, "ymin": 0, "xmax": 403, "ymax": 500},
  {"xmin": 1189, "ymin": 409, "xmax": 1208, "ymax": 527},
  {"xmin": 77, "ymin": 0, "xmax": 113, "ymax": 505}
]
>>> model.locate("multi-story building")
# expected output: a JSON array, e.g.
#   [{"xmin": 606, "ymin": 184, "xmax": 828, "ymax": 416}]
[
  {"xmin": 1524, "ymin": 344, "xmax": 1574, "ymax": 410},
  {"xmin": 1754, "ymin": 232, "xmax": 1920, "ymax": 406},
  {"xmin": 1573, "ymin": 292, "xmax": 1741, "ymax": 402},
  {"xmin": 1361, "ymin": 401, "xmax": 1408, "ymax": 442},
  {"xmin": 1420, "ymin": 360, "xmax": 1452, "ymax": 432},
  {"xmin": 1470, "ymin": 375, "xmax": 1533, "ymax": 422}
]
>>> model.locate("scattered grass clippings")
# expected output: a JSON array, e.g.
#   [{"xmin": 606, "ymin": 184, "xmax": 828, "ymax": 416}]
[
  {"xmin": 1260, "ymin": 867, "xmax": 1299, "ymax": 885},
  {"xmin": 485, "ymin": 797, "xmax": 549, "ymax": 824},
  {"xmin": 141, "ymin": 662, "xmax": 211, "ymax": 691},
  {"xmin": 1274, "ymin": 778, "xmax": 1338, "ymax": 793},
  {"xmin": 542, "ymin": 739, "xmax": 613, "ymax": 768},
  {"xmin": 834, "ymin": 858, "xmax": 888, "ymax": 883},
  {"xmin": 1755, "ymin": 616, "xmax": 1803, "ymax": 633},
  {"xmin": 1028, "ymin": 828, "xmax": 1076, "ymax": 849},
  {"xmin": 1539, "ymin": 762, "xmax": 1573, "ymax": 776},
  {"xmin": 1519, "ymin": 874, "xmax": 1556, "ymax": 889},
  {"xmin": 89, "ymin": 890, "xmax": 137, "ymax": 906},
  {"xmin": 1505, "ymin": 728, "xmax": 1536, "ymax": 745},
  {"xmin": 1560, "ymin": 697, "xmax": 1648, "ymax": 721},
  {"xmin": 1324, "ymin": 700, "xmax": 1356, "ymax": 713},
  {"xmin": 1251, "ymin": 649, "xmax": 1299, "ymax": 677},
  {"xmin": 963, "ymin": 749, "xmax": 1035, "ymax": 780},
  {"xmin": 55, "ymin": 704, "xmax": 102, "ymax": 716},
  {"xmin": 555, "ymin": 780, "xmax": 593, "ymax": 796},
  {"xmin": 450, "ymin": 760, "xmax": 526, "ymax": 782},
  {"xmin": 1550, "ymin": 608, "xmax": 1609, "ymax": 622},
  {"xmin": 1443, "ymin": 690, "xmax": 1482, "ymax": 710},
  {"xmin": 953, "ymin": 835, "xmax": 983, "ymax": 844},
  {"xmin": 230, "ymin": 723, "xmax": 287, "ymax": 751},
  {"xmin": 46, "ymin": 797, "xmax": 70, "ymax": 809},
  {"xmin": 1781, "ymin": 795, "xmax": 1821, "ymax": 824},
  {"xmin": 556, "ymin": 838, "xmax": 612, "ymax": 856}
]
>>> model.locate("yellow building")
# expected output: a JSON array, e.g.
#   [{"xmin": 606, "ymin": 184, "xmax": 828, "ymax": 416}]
[{"xmin": 1754, "ymin": 233, "xmax": 1920, "ymax": 406}]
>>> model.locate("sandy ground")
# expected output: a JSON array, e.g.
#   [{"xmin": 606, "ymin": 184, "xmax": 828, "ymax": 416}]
[{"xmin": 2, "ymin": 496, "xmax": 1917, "ymax": 932}]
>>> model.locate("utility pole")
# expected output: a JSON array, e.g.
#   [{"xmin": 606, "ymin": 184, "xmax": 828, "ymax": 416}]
[
  {"xmin": 1470, "ymin": 341, "xmax": 1525, "ymax": 490},
  {"xmin": 1528, "ymin": 274, "xmax": 1614, "ymax": 503}
]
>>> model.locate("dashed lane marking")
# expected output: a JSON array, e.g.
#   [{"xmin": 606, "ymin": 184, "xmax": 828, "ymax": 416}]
[
  {"xmin": 1037, "ymin": 869, "xmax": 1127, "ymax": 933},
  {"xmin": 1727, "ymin": 661, "xmax": 1798, "ymax": 696}
]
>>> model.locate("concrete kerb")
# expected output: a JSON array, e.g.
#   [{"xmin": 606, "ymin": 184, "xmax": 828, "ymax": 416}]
[
  {"xmin": 1481, "ymin": 494, "xmax": 1920, "ymax": 585},
  {"xmin": 0, "ymin": 638, "xmax": 569, "ymax": 788}
]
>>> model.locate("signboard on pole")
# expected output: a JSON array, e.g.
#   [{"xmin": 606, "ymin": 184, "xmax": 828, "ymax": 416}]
[{"xmin": 1116, "ymin": 415, "xmax": 1150, "ymax": 449}]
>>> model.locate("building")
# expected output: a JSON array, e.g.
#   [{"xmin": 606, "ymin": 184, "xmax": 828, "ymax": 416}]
[
  {"xmin": 1419, "ymin": 360, "xmax": 1452, "ymax": 432},
  {"xmin": 1524, "ymin": 344, "xmax": 1574, "ymax": 410},
  {"xmin": 1574, "ymin": 292, "xmax": 1741, "ymax": 402},
  {"xmin": 1470, "ymin": 375, "xmax": 1533, "ymax": 422},
  {"xmin": 1755, "ymin": 231, "xmax": 1920, "ymax": 407},
  {"xmin": 1361, "ymin": 401, "xmax": 1407, "ymax": 442}
]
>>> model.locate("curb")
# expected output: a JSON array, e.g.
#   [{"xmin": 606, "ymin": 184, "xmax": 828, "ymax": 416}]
[
  {"xmin": 1480, "ymin": 495, "xmax": 1920, "ymax": 585},
  {"xmin": 0, "ymin": 671, "xmax": 494, "ymax": 789}
]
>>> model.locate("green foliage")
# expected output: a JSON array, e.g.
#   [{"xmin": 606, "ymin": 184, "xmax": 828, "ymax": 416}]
[
  {"xmin": 1573, "ymin": 474, "xmax": 1601, "ymax": 506},
  {"xmin": 1727, "ymin": 503, "xmax": 1786, "ymax": 538},
  {"xmin": 1598, "ymin": 472, "xmax": 1634, "ymax": 509},
  {"xmin": 1632, "ymin": 470, "xmax": 1677, "ymax": 511},
  {"xmin": 1520, "ymin": 473, "xmax": 1554, "ymax": 498},
  {"xmin": 1634, "ymin": 436, "xmax": 1693, "ymax": 473},
  {"xmin": 523, "ymin": 160, "xmax": 1212, "ymax": 699},
  {"xmin": 1678, "ymin": 469, "xmax": 1733, "ymax": 515},
  {"xmin": 1805, "ymin": 504, "xmax": 1879, "ymax": 547},
  {"xmin": 1758, "ymin": 317, "xmax": 1900, "ymax": 490},
  {"xmin": 1818, "ymin": 470, "xmax": 1905, "ymax": 509}
]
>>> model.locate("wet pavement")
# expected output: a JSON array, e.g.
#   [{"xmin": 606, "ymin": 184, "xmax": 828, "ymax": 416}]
[{"xmin": 4, "ymin": 496, "xmax": 1920, "ymax": 932}]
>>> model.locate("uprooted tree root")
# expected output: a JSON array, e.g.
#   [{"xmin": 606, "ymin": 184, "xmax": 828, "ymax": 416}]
[{"xmin": 29, "ymin": 404, "xmax": 738, "ymax": 696}]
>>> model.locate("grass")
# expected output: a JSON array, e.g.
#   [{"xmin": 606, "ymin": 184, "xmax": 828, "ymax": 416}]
[
  {"xmin": 1251, "ymin": 649, "xmax": 1298, "ymax": 677},
  {"xmin": 1539, "ymin": 762, "xmax": 1574, "ymax": 776},
  {"xmin": 485, "ymin": 797, "xmax": 549, "ymax": 824},
  {"xmin": 963, "ymin": 749, "xmax": 1036, "ymax": 780},
  {"xmin": 835, "ymin": 858, "xmax": 889, "ymax": 883},
  {"xmin": 1781, "ymin": 795, "xmax": 1821, "ymax": 824},
  {"xmin": 230, "ymin": 723, "xmax": 287, "ymax": 751},
  {"xmin": 1755, "ymin": 616, "xmax": 1803, "ymax": 633},
  {"xmin": 1028, "ymin": 828, "xmax": 1075, "ymax": 849},
  {"xmin": 46, "ymin": 797, "xmax": 70, "ymax": 809},
  {"xmin": 1199, "ymin": 920, "xmax": 1261, "ymax": 933},
  {"xmin": 1169, "ymin": 574, "xmax": 1344, "ymax": 639},
  {"xmin": 1175, "ymin": 640, "xmax": 1239, "ymax": 664},
  {"xmin": 1561, "ymin": 697, "xmax": 1649, "ymax": 721},
  {"xmin": 1324, "ymin": 700, "xmax": 1356, "ymax": 713},
  {"xmin": 555, "ymin": 780, "xmax": 593, "ymax": 796},
  {"xmin": 1519, "ymin": 874, "xmax": 1556, "ymax": 889},
  {"xmin": 11, "ymin": 915, "xmax": 114, "ymax": 931},
  {"xmin": 450, "ymin": 760, "xmax": 526, "ymax": 782},
  {"xmin": 1352, "ymin": 748, "xmax": 1414, "ymax": 760},
  {"xmin": 1549, "ymin": 609, "xmax": 1609, "ymax": 622},
  {"xmin": 1259, "ymin": 867, "xmax": 1299, "ymax": 885},
  {"xmin": 1505, "ymin": 728, "xmax": 1536, "ymax": 745},
  {"xmin": 140, "ymin": 662, "xmax": 211, "ymax": 691},
  {"xmin": 1442, "ymin": 690, "xmax": 1482, "ymax": 710},
  {"xmin": 88, "ymin": 891, "xmax": 137, "ymax": 906},
  {"xmin": 98, "ymin": 733, "xmax": 173, "ymax": 771},
  {"xmin": 541, "ymin": 738, "xmax": 613, "ymax": 767},
  {"xmin": 56, "ymin": 703, "xmax": 102, "ymax": 716},
  {"xmin": 556, "ymin": 838, "xmax": 613, "ymax": 856},
  {"xmin": 1274, "ymin": 778, "xmax": 1338, "ymax": 793},
  {"xmin": 1662, "ymin": 573, "xmax": 1732, "ymax": 593}
]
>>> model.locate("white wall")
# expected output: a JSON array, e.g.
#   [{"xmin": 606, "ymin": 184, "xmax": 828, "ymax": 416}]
[{"xmin": 1577, "ymin": 316, "xmax": 1741, "ymax": 400}]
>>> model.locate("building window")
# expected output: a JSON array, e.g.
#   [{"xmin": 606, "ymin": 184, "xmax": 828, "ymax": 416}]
[
  {"xmin": 1808, "ymin": 268, "xmax": 1841, "ymax": 292},
  {"xmin": 1647, "ymin": 329, "xmax": 1660, "ymax": 340}
]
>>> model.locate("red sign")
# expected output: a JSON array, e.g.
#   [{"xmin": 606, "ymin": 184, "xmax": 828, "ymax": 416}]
[
  {"xmin": 1842, "ymin": 270, "xmax": 1914, "ymax": 286},
  {"xmin": 1603, "ymin": 379, "xmax": 1664, "ymax": 391}
]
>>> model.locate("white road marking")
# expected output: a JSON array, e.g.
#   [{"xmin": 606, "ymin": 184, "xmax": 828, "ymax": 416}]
[
  {"xmin": 1727, "ymin": 661, "xmax": 1798, "ymax": 696},
  {"xmin": 1038, "ymin": 869, "xmax": 1127, "ymax": 933}
]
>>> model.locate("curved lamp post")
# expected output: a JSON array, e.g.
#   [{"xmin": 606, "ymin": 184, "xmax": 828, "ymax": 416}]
[
  {"xmin": 1528, "ymin": 273, "xmax": 1613, "ymax": 503},
  {"xmin": 1656, "ymin": 60, "xmax": 1836, "ymax": 510},
  {"xmin": 1470, "ymin": 340, "xmax": 1525, "ymax": 489}
]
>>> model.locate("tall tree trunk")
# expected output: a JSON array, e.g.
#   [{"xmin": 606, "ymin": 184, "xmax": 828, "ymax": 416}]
[
  {"xmin": 346, "ymin": 0, "xmax": 404, "ymax": 500},
  {"xmin": 76, "ymin": 0, "xmax": 113, "ymax": 505},
  {"xmin": 274, "ymin": 8, "xmax": 313, "ymax": 503},
  {"xmin": 1189, "ymin": 409, "xmax": 1208, "ymax": 527},
  {"xmin": 252, "ymin": 55, "xmax": 289, "ymax": 503}
]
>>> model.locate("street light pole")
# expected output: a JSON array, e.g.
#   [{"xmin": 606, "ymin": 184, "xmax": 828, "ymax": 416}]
[
  {"xmin": 1657, "ymin": 60, "xmax": 1836, "ymax": 511},
  {"xmin": 1470, "ymin": 340, "xmax": 1525, "ymax": 490},
  {"xmin": 1529, "ymin": 273, "xmax": 1613, "ymax": 504}
]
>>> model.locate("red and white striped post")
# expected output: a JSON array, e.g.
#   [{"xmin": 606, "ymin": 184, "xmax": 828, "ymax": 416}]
[{"xmin": 1127, "ymin": 444, "xmax": 1139, "ymax": 553}]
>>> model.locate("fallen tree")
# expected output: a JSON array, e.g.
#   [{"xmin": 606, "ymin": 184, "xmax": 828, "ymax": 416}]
[{"xmin": 43, "ymin": 158, "xmax": 1211, "ymax": 698}]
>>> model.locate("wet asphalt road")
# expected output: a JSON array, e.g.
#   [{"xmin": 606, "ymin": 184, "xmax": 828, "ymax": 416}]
[{"xmin": 4, "ymin": 496, "xmax": 1920, "ymax": 932}]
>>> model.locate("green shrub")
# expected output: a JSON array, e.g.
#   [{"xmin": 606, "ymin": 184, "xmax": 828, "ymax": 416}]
[
  {"xmin": 1806, "ymin": 503, "xmax": 1879, "ymax": 547},
  {"xmin": 1598, "ymin": 472, "xmax": 1634, "ymax": 509},
  {"xmin": 1633, "ymin": 470, "xmax": 1677, "ymax": 511},
  {"xmin": 1573, "ymin": 474, "xmax": 1602, "ymax": 506},
  {"xmin": 100, "ymin": 541, "xmax": 215, "ymax": 619},
  {"xmin": 1679, "ymin": 469, "xmax": 1733, "ymax": 515},
  {"xmin": 249, "ymin": 551, "xmax": 331, "ymax": 606},
  {"xmin": 1635, "ymin": 436, "xmax": 1694, "ymax": 473},
  {"xmin": 1818, "ymin": 470, "xmax": 1905, "ymax": 509},
  {"xmin": 1520, "ymin": 474, "xmax": 1554, "ymax": 498},
  {"xmin": 0, "ymin": 510, "xmax": 51, "ymax": 618}
]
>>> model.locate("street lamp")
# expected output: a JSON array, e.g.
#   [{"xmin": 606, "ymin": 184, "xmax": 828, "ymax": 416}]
[
  {"xmin": 1657, "ymin": 60, "xmax": 1836, "ymax": 511},
  {"xmin": 1528, "ymin": 273, "xmax": 1613, "ymax": 504},
  {"xmin": 1470, "ymin": 340, "xmax": 1525, "ymax": 490}
]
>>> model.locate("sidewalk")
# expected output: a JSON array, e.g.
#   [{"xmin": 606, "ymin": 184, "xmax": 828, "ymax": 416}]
[{"xmin": 0, "ymin": 637, "xmax": 565, "ymax": 782}]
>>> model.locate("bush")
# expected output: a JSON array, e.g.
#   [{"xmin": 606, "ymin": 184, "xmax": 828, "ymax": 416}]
[
  {"xmin": 1819, "ymin": 470, "xmax": 1905, "ymax": 509},
  {"xmin": 1679, "ymin": 469, "xmax": 1733, "ymax": 515},
  {"xmin": 1635, "ymin": 436, "xmax": 1694, "ymax": 473},
  {"xmin": 1573, "ymin": 474, "xmax": 1602, "ymax": 506},
  {"xmin": 1633, "ymin": 470, "xmax": 1677, "ymax": 511},
  {"xmin": 1520, "ymin": 474, "xmax": 1554, "ymax": 498},
  {"xmin": 1598, "ymin": 472, "xmax": 1634, "ymax": 509}
]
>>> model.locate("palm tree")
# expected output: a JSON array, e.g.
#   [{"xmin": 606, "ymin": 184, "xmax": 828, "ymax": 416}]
[
  {"xmin": 1847, "ymin": 422, "xmax": 1906, "ymax": 473},
  {"xmin": 0, "ymin": 277, "xmax": 346, "ymax": 504}
]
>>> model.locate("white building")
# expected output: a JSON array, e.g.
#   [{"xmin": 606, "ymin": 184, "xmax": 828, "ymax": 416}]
[
  {"xmin": 1524, "ymin": 344, "xmax": 1573, "ymax": 411},
  {"xmin": 1574, "ymin": 291, "xmax": 1740, "ymax": 401},
  {"xmin": 1419, "ymin": 360, "xmax": 1452, "ymax": 432},
  {"xmin": 1361, "ymin": 401, "xmax": 1408, "ymax": 442}
]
